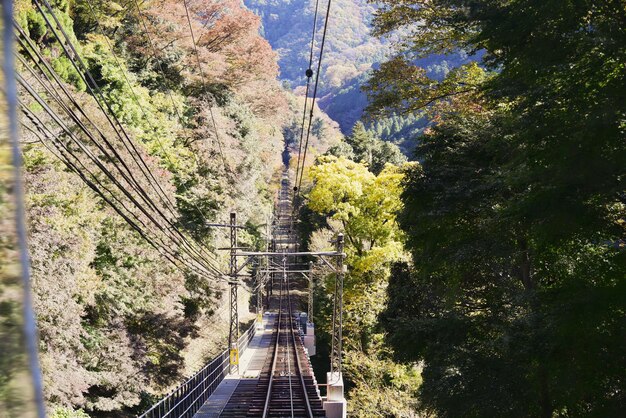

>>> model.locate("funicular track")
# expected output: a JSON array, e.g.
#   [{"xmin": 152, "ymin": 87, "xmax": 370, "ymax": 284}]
[
  {"xmin": 249, "ymin": 175, "xmax": 325, "ymax": 417},
  {"xmin": 243, "ymin": 277, "xmax": 323, "ymax": 417},
  {"xmin": 217, "ymin": 174, "xmax": 325, "ymax": 418}
]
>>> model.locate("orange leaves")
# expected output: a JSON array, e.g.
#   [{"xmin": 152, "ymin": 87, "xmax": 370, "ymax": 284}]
[{"xmin": 138, "ymin": 0, "xmax": 278, "ymax": 92}]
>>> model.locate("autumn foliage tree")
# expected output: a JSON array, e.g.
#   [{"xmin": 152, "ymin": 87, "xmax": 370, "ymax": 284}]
[
  {"xmin": 10, "ymin": 0, "xmax": 293, "ymax": 416},
  {"xmin": 305, "ymin": 156, "xmax": 420, "ymax": 416}
]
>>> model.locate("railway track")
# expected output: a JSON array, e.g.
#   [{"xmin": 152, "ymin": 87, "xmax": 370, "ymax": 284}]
[{"xmin": 245, "ymin": 175, "xmax": 325, "ymax": 418}]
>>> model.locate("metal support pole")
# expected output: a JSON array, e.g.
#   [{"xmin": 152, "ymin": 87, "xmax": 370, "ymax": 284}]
[
  {"xmin": 268, "ymin": 237, "xmax": 275, "ymax": 297},
  {"xmin": 307, "ymin": 261, "xmax": 314, "ymax": 321},
  {"xmin": 330, "ymin": 234, "xmax": 345, "ymax": 375},
  {"xmin": 2, "ymin": 2, "xmax": 46, "ymax": 415},
  {"xmin": 256, "ymin": 268, "xmax": 262, "ymax": 318},
  {"xmin": 228, "ymin": 212, "xmax": 239, "ymax": 374}
]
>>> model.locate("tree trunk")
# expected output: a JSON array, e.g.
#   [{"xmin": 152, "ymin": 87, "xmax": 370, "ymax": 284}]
[
  {"xmin": 539, "ymin": 366, "xmax": 552, "ymax": 418},
  {"xmin": 517, "ymin": 235, "xmax": 552, "ymax": 417}
]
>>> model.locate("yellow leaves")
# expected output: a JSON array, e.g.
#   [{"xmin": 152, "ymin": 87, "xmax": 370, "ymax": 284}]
[
  {"xmin": 307, "ymin": 155, "xmax": 373, "ymax": 215},
  {"xmin": 108, "ymin": 1, "xmax": 125, "ymax": 13},
  {"xmin": 352, "ymin": 240, "xmax": 408, "ymax": 275},
  {"xmin": 344, "ymin": 348, "xmax": 421, "ymax": 417},
  {"xmin": 307, "ymin": 156, "xmax": 410, "ymax": 273}
]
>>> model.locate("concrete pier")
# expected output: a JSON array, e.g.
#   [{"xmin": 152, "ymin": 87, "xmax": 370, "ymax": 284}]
[{"xmin": 323, "ymin": 372, "xmax": 347, "ymax": 418}]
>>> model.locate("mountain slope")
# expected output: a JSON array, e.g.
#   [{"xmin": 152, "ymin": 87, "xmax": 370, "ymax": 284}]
[
  {"xmin": 244, "ymin": 0, "xmax": 391, "ymax": 131},
  {"xmin": 245, "ymin": 0, "xmax": 477, "ymax": 154}
]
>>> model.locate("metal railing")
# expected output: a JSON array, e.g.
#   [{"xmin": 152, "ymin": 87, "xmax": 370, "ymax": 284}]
[{"xmin": 138, "ymin": 321, "xmax": 257, "ymax": 418}]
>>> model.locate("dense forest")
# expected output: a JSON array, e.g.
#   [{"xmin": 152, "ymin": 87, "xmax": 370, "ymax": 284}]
[
  {"xmin": 296, "ymin": 0, "xmax": 625, "ymax": 416},
  {"xmin": 1, "ymin": 0, "xmax": 624, "ymax": 417},
  {"xmin": 367, "ymin": 0, "xmax": 624, "ymax": 416},
  {"xmin": 1, "ymin": 0, "xmax": 336, "ymax": 416}
]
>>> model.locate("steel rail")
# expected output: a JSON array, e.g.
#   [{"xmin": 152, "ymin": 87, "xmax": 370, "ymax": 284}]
[
  {"xmin": 286, "ymin": 278, "xmax": 295, "ymax": 418},
  {"xmin": 261, "ymin": 265, "xmax": 314, "ymax": 417},
  {"xmin": 262, "ymin": 279, "xmax": 284, "ymax": 418},
  {"xmin": 286, "ymin": 275, "xmax": 315, "ymax": 418}
]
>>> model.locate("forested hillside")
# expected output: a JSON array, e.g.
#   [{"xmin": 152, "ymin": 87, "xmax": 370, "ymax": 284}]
[
  {"xmin": 245, "ymin": 0, "xmax": 476, "ymax": 156},
  {"xmin": 244, "ymin": 0, "xmax": 386, "ymax": 92},
  {"xmin": 245, "ymin": 0, "xmax": 391, "ymax": 133},
  {"xmin": 1, "ymin": 0, "xmax": 339, "ymax": 416}
]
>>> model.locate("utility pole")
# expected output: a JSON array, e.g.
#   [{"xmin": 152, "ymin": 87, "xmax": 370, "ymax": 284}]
[
  {"xmin": 307, "ymin": 261, "xmax": 314, "ymax": 321},
  {"xmin": 256, "ymin": 266, "xmax": 263, "ymax": 323},
  {"xmin": 330, "ymin": 234, "xmax": 345, "ymax": 375},
  {"xmin": 268, "ymin": 236, "xmax": 275, "ymax": 299},
  {"xmin": 228, "ymin": 212, "xmax": 239, "ymax": 374}
]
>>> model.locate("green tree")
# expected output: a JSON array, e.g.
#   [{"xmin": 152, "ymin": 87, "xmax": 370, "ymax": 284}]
[
  {"xmin": 329, "ymin": 122, "xmax": 406, "ymax": 174},
  {"xmin": 370, "ymin": 1, "xmax": 626, "ymax": 417},
  {"xmin": 306, "ymin": 156, "xmax": 419, "ymax": 415},
  {"xmin": 346, "ymin": 122, "xmax": 376, "ymax": 166},
  {"xmin": 369, "ymin": 141, "xmax": 405, "ymax": 175}
]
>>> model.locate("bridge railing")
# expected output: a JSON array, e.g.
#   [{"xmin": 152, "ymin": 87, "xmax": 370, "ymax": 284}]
[{"xmin": 138, "ymin": 320, "xmax": 257, "ymax": 418}]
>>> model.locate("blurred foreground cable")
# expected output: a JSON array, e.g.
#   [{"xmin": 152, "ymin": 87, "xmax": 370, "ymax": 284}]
[{"xmin": 1, "ymin": 0, "xmax": 46, "ymax": 416}]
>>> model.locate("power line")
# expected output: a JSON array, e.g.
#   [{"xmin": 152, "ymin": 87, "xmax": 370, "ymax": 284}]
[
  {"xmin": 293, "ymin": 0, "xmax": 322, "ymax": 196},
  {"xmin": 30, "ymin": 0, "xmax": 225, "ymax": 275},
  {"xmin": 16, "ymin": 74, "xmax": 219, "ymax": 280},
  {"xmin": 80, "ymin": 0, "xmax": 227, "ymax": 263},
  {"xmin": 17, "ymin": 4, "xmax": 226, "ymax": 280},
  {"xmin": 296, "ymin": 0, "xmax": 334, "ymax": 197},
  {"xmin": 18, "ymin": 84, "xmax": 221, "ymax": 280},
  {"xmin": 29, "ymin": 1, "xmax": 198, "ymax": 244},
  {"xmin": 34, "ymin": 0, "xmax": 180, "ymax": 219},
  {"xmin": 14, "ymin": 30, "xmax": 221, "ymax": 279}
]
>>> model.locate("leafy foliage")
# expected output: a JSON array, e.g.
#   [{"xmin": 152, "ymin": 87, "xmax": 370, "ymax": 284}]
[
  {"xmin": 326, "ymin": 122, "xmax": 406, "ymax": 174},
  {"xmin": 370, "ymin": 1, "xmax": 626, "ymax": 416},
  {"xmin": 10, "ymin": 0, "xmax": 295, "ymax": 415},
  {"xmin": 305, "ymin": 156, "xmax": 419, "ymax": 415}
]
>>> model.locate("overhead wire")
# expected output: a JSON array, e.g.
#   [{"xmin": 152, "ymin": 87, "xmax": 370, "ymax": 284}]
[
  {"xmin": 293, "ymin": 0, "xmax": 322, "ymax": 198},
  {"xmin": 24, "ymin": 114, "xmax": 219, "ymax": 281},
  {"xmin": 19, "ymin": 112, "xmax": 213, "ymax": 280},
  {"xmin": 295, "ymin": 0, "xmax": 334, "ymax": 199},
  {"xmin": 16, "ymin": 72, "xmax": 220, "ymax": 280},
  {"xmin": 20, "ymin": 111, "xmax": 192, "ymax": 274},
  {"xmin": 80, "ymin": 0, "xmax": 228, "ymax": 263},
  {"xmin": 29, "ymin": 1, "xmax": 189, "ymax": 229},
  {"xmin": 33, "ymin": 0, "xmax": 225, "ymax": 275},
  {"xmin": 33, "ymin": 0, "xmax": 179, "ymax": 218},
  {"xmin": 14, "ymin": 25, "xmax": 224, "ymax": 281},
  {"xmin": 18, "ymin": 2, "xmax": 226, "ymax": 280}
]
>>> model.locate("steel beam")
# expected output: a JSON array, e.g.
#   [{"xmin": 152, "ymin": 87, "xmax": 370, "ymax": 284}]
[
  {"xmin": 307, "ymin": 261, "xmax": 314, "ymax": 321},
  {"xmin": 228, "ymin": 212, "xmax": 239, "ymax": 374},
  {"xmin": 330, "ymin": 234, "xmax": 346, "ymax": 375},
  {"xmin": 235, "ymin": 250, "xmax": 344, "ymax": 257}
]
